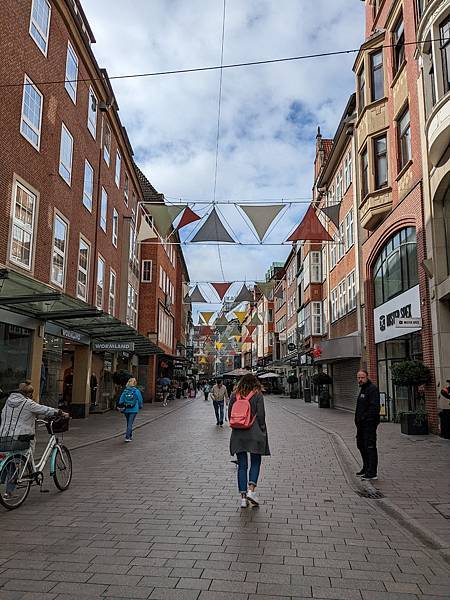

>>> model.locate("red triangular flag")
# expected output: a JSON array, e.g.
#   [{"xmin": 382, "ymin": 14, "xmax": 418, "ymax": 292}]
[
  {"xmin": 177, "ymin": 207, "xmax": 201, "ymax": 231},
  {"xmin": 246, "ymin": 324, "xmax": 257, "ymax": 334},
  {"xmin": 200, "ymin": 326, "xmax": 213, "ymax": 336},
  {"xmin": 243, "ymin": 336, "xmax": 253, "ymax": 343},
  {"xmin": 211, "ymin": 282, "xmax": 232, "ymax": 300},
  {"xmin": 287, "ymin": 206, "xmax": 333, "ymax": 242}
]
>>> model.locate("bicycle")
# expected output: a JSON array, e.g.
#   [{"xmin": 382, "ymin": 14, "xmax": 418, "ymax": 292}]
[{"xmin": 0, "ymin": 416, "xmax": 72, "ymax": 510}]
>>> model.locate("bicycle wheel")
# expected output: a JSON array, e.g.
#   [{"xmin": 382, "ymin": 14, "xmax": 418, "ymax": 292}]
[
  {"xmin": 52, "ymin": 445, "xmax": 72, "ymax": 491},
  {"xmin": 0, "ymin": 455, "xmax": 32, "ymax": 510}
]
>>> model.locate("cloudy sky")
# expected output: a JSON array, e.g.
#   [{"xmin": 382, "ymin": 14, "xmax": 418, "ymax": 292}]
[{"xmin": 82, "ymin": 0, "xmax": 364, "ymax": 305}]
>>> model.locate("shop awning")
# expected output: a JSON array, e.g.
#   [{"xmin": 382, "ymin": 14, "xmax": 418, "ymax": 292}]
[{"xmin": 0, "ymin": 269, "xmax": 162, "ymax": 356}]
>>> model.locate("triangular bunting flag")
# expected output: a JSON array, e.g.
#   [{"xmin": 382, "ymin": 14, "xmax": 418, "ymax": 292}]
[
  {"xmin": 214, "ymin": 315, "xmax": 229, "ymax": 327},
  {"xmin": 199, "ymin": 356, "xmax": 207, "ymax": 364},
  {"xmin": 176, "ymin": 207, "xmax": 202, "ymax": 231},
  {"xmin": 211, "ymin": 282, "xmax": 232, "ymax": 300},
  {"xmin": 189, "ymin": 285, "xmax": 208, "ymax": 303},
  {"xmin": 229, "ymin": 325, "xmax": 241, "ymax": 336},
  {"xmin": 207, "ymin": 355, "xmax": 216, "ymax": 363},
  {"xmin": 215, "ymin": 342, "xmax": 224, "ymax": 350},
  {"xmin": 256, "ymin": 280, "xmax": 276, "ymax": 298},
  {"xmin": 287, "ymin": 205, "xmax": 333, "ymax": 242},
  {"xmin": 147, "ymin": 204, "xmax": 186, "ymax": 236},
  {"xmin": 251, "ymin": 313, "xmax": 263, "ymax": 325},
  {"xmin": 200, "ymin": 326, "xmax": 213, "ymax": 336},
  {"xmin": 321, "ymin": 202, "xmax": 341, "ymax": 228},
  {"xmin": 200, "ymin": 311, "xmax": 215, "ymax": 324},
  {"xmin": 246, "ymin": 324, "xmax": 257, "ymax": 334},
  {"xmin": 233, "ymin": 335, "xmax": 242, "ymax": 342},
  {"xmin": 234, "ymin": 311, "xmax": 247, "ymax": 324},
  {"xmin": 234, "ymin": 285, "xmax": 253, "ymax": 303},
  {"xmin": 137, "ymin": 217, "xmax": 158, "ymax": 242},
  {"xmin": 240, "ymin": 204, "xmax": 285, "ymax": 241},
  {"xmin": 243, "ymin": 336, "xmax": 253, "ymax": 343},
  {"xmin": 191, "ymin": 208, "xmax": 235, "ymax": 243}
]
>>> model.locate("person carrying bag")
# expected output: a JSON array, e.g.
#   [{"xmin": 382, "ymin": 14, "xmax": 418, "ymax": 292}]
[{"xmin": 116, "ymin": 378, "xmax": 143, "ymax": 442}]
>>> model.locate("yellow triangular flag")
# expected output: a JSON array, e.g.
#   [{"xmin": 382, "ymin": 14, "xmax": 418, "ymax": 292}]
[
  {"xmin": 200, "ymin": 311, "xmax": 215, "ymax": 324},
  {"xmin": 215, "ymin": 342, "xmax": 224, "ymax": 350},
  {"xmin": 199, "ymin": 356, "xmax": 207, "ymax": 364},
  {"xmin": 234, "ymin": 311, "xmax": 247, "ymax": 324}
]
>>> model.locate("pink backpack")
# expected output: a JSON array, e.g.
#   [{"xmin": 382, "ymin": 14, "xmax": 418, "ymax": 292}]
[{"xmin": 230, "ymin": 391, "xmax": 256, "ymax": 429}]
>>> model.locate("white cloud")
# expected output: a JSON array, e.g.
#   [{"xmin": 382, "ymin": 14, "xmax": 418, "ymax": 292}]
[{"xmin": 82, "ymin": 0, "xmax": 364, "ymax": 294}]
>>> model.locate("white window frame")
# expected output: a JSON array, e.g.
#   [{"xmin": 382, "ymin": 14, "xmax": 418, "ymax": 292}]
[
  {"xmin": 345, "ymin": 209, "xmax": 354, "ymax": 251},
  {"xmin": 29, "ymin": 0, "xmax": 51, "ymax": 56},
  {"xmin": 103, "ymin": 120, "xmax": 111, "ymax": 166},
  {"xmin": 64, "ymin": 41, "xmax": 78, "ymax": 103},
  {"xmin": 51, "ymin": 213, "xmax": 68, "ymax": 289},
  {"xmin": 76, "ymin": 237, "xmax": 90, "ymax": 301},
  {"xmin": 330, "ymin": 234, "xmax": 337, "ymax": 270},
  {"xmin": 87, "ymin": 87, "xmax": 97, "ymax": 138},
  {"xmin": 9, "ymin": 180, "xmax": 37, "ymax": 271},
  {"xmin": 344, "ymin": 151, "xmax": 352, "ymax": 190},
  {"xmin": 124, "ymin": 172, "xmax": 129, "ymax": 205},
  {"xmin": 96, "ymin": 255, "xmax": 105, "ymax": 310},
  {"xmin": 338, "ymin": 280, "xmax": 347, "ymax": 318},
  {"xmin": 115, "ymin": 151, "xmax": 121, "ymax": 188},
  {"xmin": 59, "ymin": 123, "xmax": 73, "ymax": 185},
  {"xmin": 141, "ymin": 259, "xmax": 153, "ymax": 282},
  {"xmin": 100, "ymin": 187, "xmax": 108, "ymax": 232},
  {"xmin": 310, "ymin": 251, "xmax": 322, "ymax": 283},
  {"xmin": 127, "ymin": 283, "xmax": 138, "ymax": 329},
  {"xmin": 109, "ymin": 269, "xmax": 116, "ymax": 316},
  {"xmin": 335, "ymin": 170, "xmax": 343, "ymax": 202},
  {"xmin": 82, "ymin": 159, "xmax": 94, "ymax": 211},
  {"xmin": 338, "ymin": 223, "xmax": 345, "ymax": 261},
  {"xmin": 331, "ymin": 288, "xmax": 338, "ymax": 322},
  {"xmin": 347, "ymin": 271, "xmax": 356, "ymax": 311},
  {"xmin": 312, "ymin": 301, "xmax": 323, "ymax": 336},
  {"xmin": 112, "ymin": 208, "xmax": 119, "ymax": 247},
  {"xmin": 20, "ymin": 75, "xmax": 43, "ymax": 150}
]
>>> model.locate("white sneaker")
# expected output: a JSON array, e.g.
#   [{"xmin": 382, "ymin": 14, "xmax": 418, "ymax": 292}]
[
  {"xmin": 247, "ymin": 490, "xmax": 259, "ymax": 506},
  {"xmin": 240, "ymin": 496, "xmax": 248, "ymax": 508},
  {"xmin": 125, "ymin": 438, "xmax": 132, "ymax": 442}
]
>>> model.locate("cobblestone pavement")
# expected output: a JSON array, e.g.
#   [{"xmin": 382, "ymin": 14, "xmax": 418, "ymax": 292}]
[{"xmin": 1, "ymin": 395, "xmax": 449, "ymax": 600}]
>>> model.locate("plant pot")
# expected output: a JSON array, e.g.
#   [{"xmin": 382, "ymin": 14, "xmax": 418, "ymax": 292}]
[
  {"xmin": 400, "ymin": 413, "xmax": 428, "ymax": 435},
  {"xmin": 304, "ymin": 388, "xmax": 311, "ymax": 403},
  {"xmin": 318, "ymin": 389, "xmax": 330, "ymax": 408}
]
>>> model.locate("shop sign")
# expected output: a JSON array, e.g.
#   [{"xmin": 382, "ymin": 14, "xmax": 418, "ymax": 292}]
[
  {"xmin": 92, "ymin": 341, "xmax": 135, "ymax": 352},
  {"xmin": 395, "ymin": 317, "xmax": 422, "ymax": 328},
  {"xmin": 374, "ymin": 285, "xmax": 421, "ymax": 344},
  {"xmin": 62, "ymin": 328, "xmax": 82, "ymax": 342},
  {"xmin": 287, "ymin": 343, "xmax": 296, "ymax": 351},
  {"xmin": 379, "ymin": 392, "xmax": 387, "ymax": 417}
]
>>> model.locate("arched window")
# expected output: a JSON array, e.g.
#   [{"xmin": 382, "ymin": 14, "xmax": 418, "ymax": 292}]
[{"xmin": 373, "ymin": 227, "xmax": 418, "ymax": 308}]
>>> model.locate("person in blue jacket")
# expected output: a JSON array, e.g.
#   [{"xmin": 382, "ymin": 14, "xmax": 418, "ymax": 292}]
[{"xmin": 116, "ymin": 377, "xmax": 144, "ymax": 442}]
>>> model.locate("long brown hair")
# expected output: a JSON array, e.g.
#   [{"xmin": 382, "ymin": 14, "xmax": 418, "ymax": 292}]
[{"xmin": 235, "ymin": 374, "xmax": 261, "ymax": 397}]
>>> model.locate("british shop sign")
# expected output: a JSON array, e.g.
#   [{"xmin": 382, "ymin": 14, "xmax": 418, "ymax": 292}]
[{"xmin": 374, "ymin": 285, "xmax": 421, "ymax": 344}]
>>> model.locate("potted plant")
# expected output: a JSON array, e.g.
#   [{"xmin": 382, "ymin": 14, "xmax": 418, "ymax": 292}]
[
  {"xmin": 391, "ymin": 360, "xmax": 431, "ymax": 435},
  {"xmin": 312, "ymin": 371, "xmax": 332, "ymax": 408},
  {"xmin": 287, "ymin": 374, "xmax": 298, "ymax": 399}
]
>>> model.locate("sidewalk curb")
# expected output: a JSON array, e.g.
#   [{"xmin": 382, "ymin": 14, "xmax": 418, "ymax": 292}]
[
  {"xmin": 68, "ymin": 400, "xmax": 190, "ymax": 451},
  {"xmin": 280, "ymin": 404, "xmax": 450, "ymax": 564}
]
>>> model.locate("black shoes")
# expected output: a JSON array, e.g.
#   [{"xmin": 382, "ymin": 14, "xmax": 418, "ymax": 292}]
[{"xmin": 356, "ymin": 469, "xmax": 365, "ymax": 476}]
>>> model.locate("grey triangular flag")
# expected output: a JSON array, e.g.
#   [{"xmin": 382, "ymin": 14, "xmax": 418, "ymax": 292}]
[
  {"xmin": 234, "ymin": 284, "xmax": 253, "ymax": 303},
  {"xmin": 256, "ymin": 280, "xmax": 276, "ymax": 298},
  {"xmin": 321, "ymin": 203, "xmax": 341, "ymax": 228},
  {"xmin": 146, "ymin": 204, "xmax": 186, "ymax": 236},
  {"xmin": 191, "ymin": 208, "xmax": 235, "ymax": 243},
  {"xmin": 189, "ymin": 285, "xmax": 208, "ymax": 303},
  {"xmin": 240, "ymin": 204, "xmax": 285, "ymax": 240}
]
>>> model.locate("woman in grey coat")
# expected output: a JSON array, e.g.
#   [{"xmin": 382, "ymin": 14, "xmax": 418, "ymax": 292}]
[{"xmin": 228, "ymin": 374, "xmax": 270, "ymax": 508}]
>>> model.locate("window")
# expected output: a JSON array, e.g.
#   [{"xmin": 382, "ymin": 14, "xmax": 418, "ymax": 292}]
[
  {"xmin": 124, "ymin": 172, "xmax": 129, "ymax": 205},
  {"xmin": 345, "ymin": 210, "xmax": 354, "ymax": 251},
  {"xmin": 312, "ymin": 302, "xmax": 322, "ymax": 335},
  {"xmin": 82, "ymin": 160, "xmax": 94, "ymax": 211},
  {"xmin": 428, "ymin": 48, "xmax": 436, "ymax": 110},
  {"xmin": 10, "ymin": 181, "xmax": 36, "ymax": 270},
  {"xmin": 87, "ymin": 87, "xmax": 97, "ymax": 138},
  {"xmin": 441, "ymin": 16, "xmax": 450, "ymax": 93},
  {"xmin": 373, "ymin": 228, "xmax": 418, "ymax": 307},
  {"xmin": 96, "ymin": 256, "xmax": 105, "ymax": 309},
  {"xmin": 374, "ymin": 134, "xmax": 388, "ymax": 188},
  {"xmin": 100, "ymin": 188, "xmax": 107, "ymax": 232},
  {"xmin": 328, "ymin": 184, "xmax": 336, "ymax": 206},
  {"xmin": 29, "ymin": 0, "xmax": 51, "ymax": 55},
  {"xmin": 112, "ymin": 208, "xmax": 118, "ymax": 246},
  {"xmin": 64, "ymin": 42, "xmax": 78, "ymax": 102},
  {"xmin": 310, "ymin": 251, "xmax": 322, "ymax": 283},
  {"xmin": 335, "ymin": 170, "xmax": 343, "ymax": 202},
  {"xmin": 20, "ymin": 76, "xmax": 43, "ymax": 150},
  {"xmin": 398, "ymin": 108, "xmax": 411, "ymax": 170},
  {"xmin": 338, "ymin": 223, "xmax": 345, "ymax": 261},
  {"xmin": 303, "ymin": 254, "xmax": 310, "ymax": 289},
  {"xmin": 127, "ymin": 284, "xmax": 138, "ymax": 329},
  {"xmin": 393, "ymin": 15, "xmax": 405, "ymax": 75},
  {"xmin": 358, "ymin": 65, "xmax": 366, "ymax": 110},
  {"xmin": 370, "ymin": 50, "xmax": 384, "ymax": 101},
  {"xmin": 51, "ymin": 215, "xmax": 68, "ymax": 288},
  {"xmin": 338, "ymin": 280, "xmax": 347, "ymax": 318},
  {"xmin": 103, "ymin": 121, "xmax": 111, "ymax": 165},
  {"xmin": 59, "ymin": 124, "xmax": 73, "ymax": 185},
  {"xmin": 344, "ymin": 151, "xmax": 352, "ymax": 190},
  {"xmin": 331, "ymin": 288, "xmax": 338, "ymax": 322},
  {"xmin": 109, "ymin": 269, "xmax": 116, "ymax": 316},
  {"xmin": 77, "ymin": 238, "xmax": 90, "ymax": 301},
  {"xmin": 347, "ymin": 271, "xmax": 356, "ymax": 311},
  {"xmin": 115, "ymin": 151, "xmax": 121, "ymax": 188},
  {"xmin": 330, "ymin": 234, "xmax": 337, "ymax": 270},
  {"xmin": 158, "ymin": 309, "xmax": 174, "ymax": 348},
  {"xmin": 142, "ymin": 259, "xmax": 153, "ymax": 282},
  {"xmin": 361, "ymin": 147, "xmax": 369, "ymax": 198},
  {"xmin": 416, "ymin": 0, "xmax": 425, "ymax": 20}
]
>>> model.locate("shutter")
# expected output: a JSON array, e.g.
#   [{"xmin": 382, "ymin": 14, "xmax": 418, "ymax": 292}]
[{"xmin": 332, "ymin": 359, "xmax": 360, "ymax": 411}]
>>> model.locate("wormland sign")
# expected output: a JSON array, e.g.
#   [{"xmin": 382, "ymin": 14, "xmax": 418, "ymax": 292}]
[
  {"xmin": 92, "ymin": 341, "xmax": 135, "ymax": 352},
  {"xmin": 373, "ymin": 285, "xmax": 421, "ymax": 344}
]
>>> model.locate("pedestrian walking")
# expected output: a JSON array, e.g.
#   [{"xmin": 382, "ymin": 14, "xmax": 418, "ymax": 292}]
[
  {"xmin": 211, "ymin": 379, "xmax": 228, "ymax": 426},
  {"xmin": 228, "ymin": 374, "xmax": 270, "ymax": 508},
  {"xmin": 203, "ymin": 382, "xmax": 211, "ymax": 401},
  {"xmin": 116, "ymin": 378, "xmax": 143, "ymax": 442},
  {"xmin": 355, "ymin": 369, "xmax": 380, "ymax": 480}
]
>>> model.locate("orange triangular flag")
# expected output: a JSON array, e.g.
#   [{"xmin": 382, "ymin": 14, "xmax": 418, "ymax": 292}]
[
  {"xmin": 287, "ymin": 205, "xmax": 333, "ymax": 242},
  {"xmin": 211, "ymin": 282, "xmax": 232, "ymax": 300},
  {"xmin": 177, "ymin": 207, "xmax": 201, "ymax": 231}
]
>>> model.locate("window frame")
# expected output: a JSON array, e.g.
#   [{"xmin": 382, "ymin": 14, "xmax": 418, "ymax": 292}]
[
  {"xmin": 29, "ymin": 0, "xmax": 51, "ymax": 56},
  {"xmin": 51, "ymin": 213, "xmax": 68, "ymax": 289},
  {"xmin": 141, "ymin": 259, "xmax": 153, "ymax": 282},
  {"xmin": 338, "ymin": 222, "xmax": 345, "ymax": 261},
  {"xmin": 115, "ymin": 150, "xmax": 121, "ymax": 188},
  {"xmin": 338, "ymin": 279, "xmax": 347, "ymax": 318},
  {"xmin": 103, "ymin": 120, "xmax": 111, "ymax": 166},
  {"xmin": 64, "ymin": 41, "xmax": 78, "ymax": 103},
  {"xmin": 9, "ymin": 180, "xmax": 37, "ymax": 271},
  {"xmin": 312, "ymin": 301, "xmax": 323, "ymax": 336},
  {"xmin": 82, "ymin": 159, "xmax": 94, "ymax": 211},
  {"xmin": 76, "ymin": 237, "xmax": 90, "ymax": 301},
  {"xmin": 440, "ymin": 16, "xmax": 450, "ymax": 93},
  {"xmin": 58, "ymin": 123, "xmax": 74, "ymax": 186},
  {"xmin": 397, "ymin": 107, "xmax": 411, "ymax": 171},
  {"xmin": 96, "ymin": 255, "xmax": 105, "ymax": 310},
  {"xmin": 127, "ymin": 283, "xmax": 138, "ymax": 329},
  {"xmin": 331, "ymin": 288, "xmax": 338, "ymax": 322},
  {"xmin": 374, "ymin": 133, "xmax": 388, "ymax": 189},
  {"xmin": 109, "ymin": 269, "xmax": 116, "ymax": 316},
  {"xmin": 345, "ymin": 209, "xmax": 354, "ymax": 252},
  {"xmin": 361, "ymin": 146, "xmax": 369, "ymax": 198},
  {"xmin": 358, "ymin": 65, "xmax": 366, "ymax": 110},
  {"xmin": 310, "ymin": 251, "xmax": 322, "ymax": 283},
  {"xmin": 100, "ymin": 187, "xmax": 108, "ymax": 232},
  {"xmin": 112, "ymin": 208, "xmax": 119, "ymax": 247},
  {"xmin": 87, "ymin": 87, "xmax": 97, "ymax": 138},
  {"xmin": 20, "ymin": 75, "xmax": 43, "ymax": 151},
  {"xmin": 347, "ymin": 271, "xmax": 357, "ymax": 311},
  {"xmin": 393, "ymin": 14, "xmax": 405, "ymax": 76},
  {"xmin": 370, "ymin": 49, "xmax": 384, "ymax": 102},
  {"xmin": 124, "ymin": 172, "xmax": 129, "ymax": 205}
]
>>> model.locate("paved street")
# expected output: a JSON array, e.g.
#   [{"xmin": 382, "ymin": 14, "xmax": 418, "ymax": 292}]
[{"xmin": 1, "ymin": 396, "xmax": 449, "ymax": 600}]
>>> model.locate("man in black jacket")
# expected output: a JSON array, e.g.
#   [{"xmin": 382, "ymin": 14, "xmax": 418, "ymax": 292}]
[{"xmin": 355, "ymin": 369, "xmax": 380, "ymax": 480}]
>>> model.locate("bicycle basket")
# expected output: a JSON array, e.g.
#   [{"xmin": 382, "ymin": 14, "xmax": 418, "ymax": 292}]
[
  {"xmin": 45, "ymin": 415, "xmax": 70, "ymax": 434},
  {"xmin": 0, "ymin": 436, "xmax": 31, "ymax": 452}
]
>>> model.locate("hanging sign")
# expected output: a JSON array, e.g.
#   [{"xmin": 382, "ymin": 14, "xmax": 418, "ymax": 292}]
[
  {"xmin": 93, "ymin": 341, "xmax": 135, "ymax": 352},
  {"xmin": 374, "ymin": 285, "xmax": 421, "ymax": 344}
]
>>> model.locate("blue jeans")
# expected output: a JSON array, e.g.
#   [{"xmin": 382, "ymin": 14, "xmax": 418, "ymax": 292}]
[
  {"xmin": 125, "ymin": 413, "xmax": 136, "ymax": 439},
  {"xmin": 213, "ymin": 400, "xmax": 224, "ymax": 424},
  {"xmin": 236, "ymin": 452, "xmax": 262, "ymax": 493}
]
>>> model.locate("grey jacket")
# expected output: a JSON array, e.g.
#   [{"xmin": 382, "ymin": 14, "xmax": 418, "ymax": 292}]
[
  {"xmin": 0, "ymin": 392, "xmax": 58, "ymax": 438},
  {"xmin": 228, "ymin": 392, "xmax": 270, "ymax": 456}
]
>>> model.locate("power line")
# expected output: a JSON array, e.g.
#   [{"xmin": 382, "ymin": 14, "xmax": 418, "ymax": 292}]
[
  {"xmin": 140, "ymin": 199, "xmax": 313, "ymax": 205},
  {"xmin": 0, "ymin": 38, "xmax": 439, "ymax": 89}
]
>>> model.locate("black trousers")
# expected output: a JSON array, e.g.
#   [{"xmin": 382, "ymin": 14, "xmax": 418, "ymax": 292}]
[{"xmin": 356, "ymin": 421, "xmax": 378, "ymax": 476}]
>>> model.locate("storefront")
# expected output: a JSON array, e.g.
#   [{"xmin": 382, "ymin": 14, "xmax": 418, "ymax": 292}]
[{"xmin": 0, "ymin": 314, "xmax": 35, "ymax": 397}]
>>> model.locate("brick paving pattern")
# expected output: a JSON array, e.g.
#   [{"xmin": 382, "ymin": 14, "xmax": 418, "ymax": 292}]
[{"xmin": 1, "ymin": 395, "xmax": 449, "ymax": 599}]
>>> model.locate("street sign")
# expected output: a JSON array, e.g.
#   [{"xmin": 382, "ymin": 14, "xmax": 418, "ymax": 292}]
[
  {"xmin": 395, "ymin": 317, "xmax": 422, "ymax": 328},
  {"xmin": 287, "ymin": 343, "xmax": 296, "ymax": 351}
]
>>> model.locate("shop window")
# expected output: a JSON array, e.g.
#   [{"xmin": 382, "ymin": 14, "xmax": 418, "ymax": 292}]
[
  {"xmin": 10, "ymin": 181, "xmax": 36, "ymax": 270},
  {"xmin": 0, "ymin": 324, "xmax": 32, "ymax": 393},
  {"xmin": 82, "ymin": 160, "xmax": 94, "ymax": 211},
  {"xmin": 87, "ymin": 87, "xmax": 97, "ymax": 138},
  {"xmin": 59, "ymin": 123, "xmax": 73, "ymax": 185},
  {"xmin": 441, "ymin": 16, "xmax": 450, "ymax": 93},
  {"xmin": 100, "ymin": 187, "xmax": 107, "ymax": 232},
  {"xmin": 109, "ymin": 269, "xmax": 116, "ymax": 316},
  {"xmin": 374, "ymin": 134, "xmax": 388, "ymax": 189},
  {"xmin": 29, "ymin": 0, "xmax": 51, "ymax": 55},
  {"xmin": 96, "ymin": 255, "xmax": 105, "ymax": 309},
  {"xmin": 361, "ymin": 146, "xmax": 369, "ymax": 198},
  {"xmin": 370, "ymin": 50, "xmax": 384, "ymax": 101},
  {"xmin": 373, "ymin": 227, "xmax": 418, "ymax": 307},
  {"xmin": 393, "ymin": 14, "xmax": 405, "ymax": 75},
  {"xmin": 64, "ymin": 42, "xmax": 78, "ymax": 103},
  {"xmin": 20, "ymin": 75, "xmax": 43, "ymax": 150},
  {"xmin": 77, "ymin": 238, "xmax": 90, "ymax": 301},
  {"xmin": 358, "ymin": 65, "xmax": 366, "ymax": 111},
  {"xmin": 51, "ymin": 214, "xmax": 68, "ymax": 288}
]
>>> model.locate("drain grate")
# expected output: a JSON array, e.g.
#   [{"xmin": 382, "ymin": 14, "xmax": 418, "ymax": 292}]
[{"xmin": 356, "ymin": 489, "xmax": 385, "ymax": 499}]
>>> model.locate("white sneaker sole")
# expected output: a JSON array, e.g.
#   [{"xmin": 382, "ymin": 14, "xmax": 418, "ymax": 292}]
[{"xmin": 247, "ymin": 495, "xmax": 259, "ymax": 506}]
